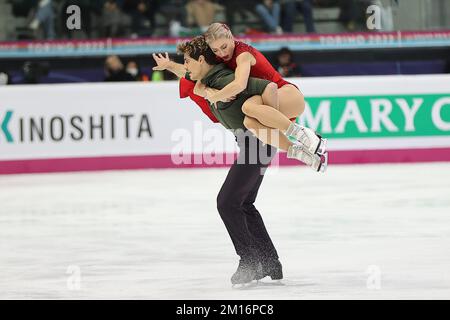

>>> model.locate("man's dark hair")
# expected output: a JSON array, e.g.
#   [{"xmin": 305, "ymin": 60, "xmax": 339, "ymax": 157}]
[{"xmin": 177, "ymin": 36, "xmax": 218, "ymax": 65}]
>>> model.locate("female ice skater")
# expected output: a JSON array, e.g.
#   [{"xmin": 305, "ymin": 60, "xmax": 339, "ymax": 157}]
[
  {"xmin": 178, "ymin": 36, "xmax": 326, "ymax": 171},
  {"xmin": 201, "ymin": 23, "xmax": 326, "ymax": 156},
  {"xmin": 153, "ymin": 23, "xmax": 327, "ymax": 160}
]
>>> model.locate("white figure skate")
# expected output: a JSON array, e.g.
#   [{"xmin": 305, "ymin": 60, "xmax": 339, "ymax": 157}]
[
  {"xmin": 286, "ymin": 123, "xmax": 327, "ymax": 156},
  {"xmin": 287, "ymin": 144, "xmax": 328, "ymax": 173}
]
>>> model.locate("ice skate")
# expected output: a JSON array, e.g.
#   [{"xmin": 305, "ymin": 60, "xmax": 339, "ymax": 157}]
[
  {"xmin": 255, "ymin": 259, "xmax": 283, "ymax": 281},
  {"xmin": 288, "ymin": 144, "xmax": 328, "ymax": 173},
  {"xmin": 231, "ymin": 258, "xmax": 259, "ymax": 287},
  {"xmin": 285, "ymin": 123, "xmax": 327, "ymax": 155}
]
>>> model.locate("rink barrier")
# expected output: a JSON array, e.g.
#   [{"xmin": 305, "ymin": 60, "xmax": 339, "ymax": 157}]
[
  {"xmin": 1, "ymin": 30, "xmax": 450, "ymax": 58},
  {"xmin": 1, "ymin": 148, "xmax": 450, "ymax": 175},
  {"xmin": 1, "ymin": 75, "xmax": 449, "ymax": 174}
]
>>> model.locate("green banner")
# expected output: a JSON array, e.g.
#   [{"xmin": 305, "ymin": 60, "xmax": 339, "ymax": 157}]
[{"xmin": 300, "ymin": 94, "xmax": 450, "ymax": 138}]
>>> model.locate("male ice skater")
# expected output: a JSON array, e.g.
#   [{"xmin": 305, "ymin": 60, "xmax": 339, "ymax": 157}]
[{"xmin": 154, "ymin": 36, "xmax": 326, "ymax": 284}]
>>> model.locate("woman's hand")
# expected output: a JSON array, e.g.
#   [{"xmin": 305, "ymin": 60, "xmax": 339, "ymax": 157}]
[
  {"xmin": 152, "ymin": 52, "xmax": 172, "ymax": 71},
  {"xmin": 205, "ymin": 88, "xmax": 220, "ymax": 108},
  {"xmin": 223, "ymin": 95, "xmax": 237, "ymax": 102},
  {"xmin": 205, "ymin": 88, "xmax": 236, "ymax": 107}
]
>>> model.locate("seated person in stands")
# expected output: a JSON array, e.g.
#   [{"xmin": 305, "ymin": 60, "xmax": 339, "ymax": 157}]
[
  {"xmin": 255, "ymin": 0, "xmax": 283, "ymax": 34},
  {"xmin": 104, "ymin": 55, "xmax": 135, "ymax": 82},
  {"xmin": 186, "ymin": 0, "xmax": 224, "ymax": 32},
  {"xmin": 274, "ymin": 47, "xmax": 301, "ymax": 77},
  {"xmin": 281, "ymin": 0, "xmax": 316, "ymax": 33},
  {"xmin": 126, "ymin": 60, "xmax": 150, "ymax": 81}
]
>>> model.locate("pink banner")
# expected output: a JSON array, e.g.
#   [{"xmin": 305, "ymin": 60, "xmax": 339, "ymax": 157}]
[{"xmin": 1, "ymin": 148, "xmax": 450, "ymax": 175}]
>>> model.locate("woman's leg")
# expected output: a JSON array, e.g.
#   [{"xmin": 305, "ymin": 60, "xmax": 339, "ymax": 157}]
[
  {"xmin": 243, "ymin": 116, "xmax": 325, "ymax": 172},
  {"xmin": 258, "ymin": 82, "xmax": 305, "ymax": 122},
  {"xmin": 277, "ymin": 84, "xmax": 305, "ymax": 120},
  {"xmin": 243, "ymin": 115, "xmax": 292, "ymax": 151},
  {"xmin": 242, "ymin": 90, "xmax": 292, "ymax": 132},
  {"xmin": 261, "ymin": 81, "xmax": 280, "ymax": 110},
  {"xmin": 244, "ymin": 84, "xmax": 328, "ymax": 170}
]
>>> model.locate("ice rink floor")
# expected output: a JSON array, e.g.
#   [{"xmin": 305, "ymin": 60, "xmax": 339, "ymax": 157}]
[{"xmin": 1, "ymin": 162, "xmax": 450, "ymax": 299}]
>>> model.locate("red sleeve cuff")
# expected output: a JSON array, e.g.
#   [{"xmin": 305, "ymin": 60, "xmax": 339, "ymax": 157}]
[{"xmin": 179, "ymin": 77, "xmax": 195, "ymax": 98}]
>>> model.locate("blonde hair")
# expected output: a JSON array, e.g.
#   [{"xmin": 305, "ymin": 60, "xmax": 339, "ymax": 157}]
[{"xmin": 204, "ymin": 23, "xmax": 233, "ymax": 44}]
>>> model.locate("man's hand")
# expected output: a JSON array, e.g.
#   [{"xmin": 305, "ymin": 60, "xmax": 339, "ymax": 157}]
[{"xmin": 152, "ymin": 52, "xmax": 172, "ymax": 71}]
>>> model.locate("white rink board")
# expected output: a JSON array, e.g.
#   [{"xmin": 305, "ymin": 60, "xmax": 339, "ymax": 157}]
[{"xmin": 1, "ymin": 74, "xmax": 450, "ymax": 161}]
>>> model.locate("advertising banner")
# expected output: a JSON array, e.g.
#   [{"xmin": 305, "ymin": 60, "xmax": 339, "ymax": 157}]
[{"xmin": 1, "ymin": 75, "xmax": 449, "ymax": 174}]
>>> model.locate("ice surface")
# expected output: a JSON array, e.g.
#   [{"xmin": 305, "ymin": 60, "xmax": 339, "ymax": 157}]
[{"xmin": 1, "ymin": 162, "xmax": 450, "ymax": 299}]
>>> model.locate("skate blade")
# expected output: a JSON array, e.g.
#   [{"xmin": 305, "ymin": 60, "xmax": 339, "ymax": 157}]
[
  {"xmin": 316, "ymin": 138, "xmax": 328, "ymax": 155},
  {"xmin": 258, "ymin": 280, "xmax": 285, "ymax": 286},
  {"xmin": 232, "ymin": 280, "xmax": 285, "ymax": 290},
  {"xmin": 232, "ymin": 280, "xmax": 258, "ymax": 290},
  {"xmin": 318, "ymin": 152, "xmax": 328, "ymax": 173}
]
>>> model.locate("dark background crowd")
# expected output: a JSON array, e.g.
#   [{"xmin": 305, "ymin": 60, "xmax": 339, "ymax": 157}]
[
  {"xmin": 1, "ymin": 0, "xmax": 449, "ymax": 85},
  {"xmin": 3, "ymin": 0, "xmax": 371, "ymax": 40}
]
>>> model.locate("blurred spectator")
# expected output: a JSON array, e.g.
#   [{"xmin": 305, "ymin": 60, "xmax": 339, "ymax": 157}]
[
  {"xmin": 104, "ymin": 55, "xmax": 135, "ymax": 81},
  {"xmin": 151, "ymin": 71, "xmax": 164, "ymax": 81},
  {"xmin": 159, "ymin": 0, "xmax": 189, "ymax": 36},
  {"xmin": 186, "ymin": 0, "xmax": 224, "ymax": 32},
  {"xmin": 11, "ymin": 0, "xmax": 36, "ymax": 17},
  {"xmin": 102, "ymin": 0, "xmax": 132, "ymax": 37},
  {"xmin": 218, "ymin": 0, "xmax": 256, "ymax": 30},
  {"xmin": 22, "ymin": 61, "xmax": 50, "ymax": 84},
  {"xmin": 338, "ymin": 0, "xmax": 358, "ymax": 31},
  {"xmin": 29, "ymin": 0, "xmax": 56, "ymax": 39},
  {"xmin": 126, "ymin": 61, "xmax": 150, "ymax": 81},
  {"xmin": 255, "ymin": 0, "xmax": 283, "ymax": 34},
  {"xmin": 274, "ymin": 47, "xmax": 301, "ymax": 77},
  {"xmin": 59, "ymin": 0, "xmax": 103, "ymax": 39},
  {"xmin": 122, "ymin": 0, "xmax": 159, "ymax": 37},
  {"xmin": 0, "ymin": 71, "xmax": 11, "ymax": 85},
  {"xmin": 282, "ymin": 0, "xmax": 316, "ymax": 33}
]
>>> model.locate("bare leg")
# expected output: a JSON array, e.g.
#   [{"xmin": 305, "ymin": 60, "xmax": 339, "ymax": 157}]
[
  {"xmin": 261, "ymin": 82, "xmax": 280, "ymax": 110},
  {"xmin": 242, "ymin": 86, "xmax": 327, "ymax": 159},
  {"xmin": 277, "ymin": 84, "xmax": 305, "ymax": 119},
  {"xmin": 243, "ymin": 116, "xmax": 292, "ymax": 151},
  {"xmin": 242, "ymin": 94, "xmax": 292, "ymax": 132},
  {"xmin": 259, "ymin": 83, "xmax": 305, "ymax": 119}
]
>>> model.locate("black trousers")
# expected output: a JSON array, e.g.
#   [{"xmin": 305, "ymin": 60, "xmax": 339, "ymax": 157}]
[{"xmin": 217, "ymin": 132, "xmax": 279, "ymax": 262}]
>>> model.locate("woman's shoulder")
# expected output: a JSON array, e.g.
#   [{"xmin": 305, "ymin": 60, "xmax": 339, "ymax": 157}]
[
  {"xmin": 234, "ymin": 40, "xmax": 259, "ymax": 59},
  {"xmin": 235, "ymin": 40, "xmax": 254, "ymax": 52}
]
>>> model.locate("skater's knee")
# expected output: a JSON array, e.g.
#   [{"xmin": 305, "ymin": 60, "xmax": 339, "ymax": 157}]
[
  {"xmin": 290, "ymin": 92, "xmax": 305, "ymax": 117},
  {"xmin": 242, "ymin": 202, "xmax": 257, "ymax": 215},
  {"xmin": 280, "ymin": 86, "xmax": 305, "ymax": 119},
  {"xmin": 264, "ymin": 82, "xmax": 278, "ymax": 98},
  {"xmin": 241, "ymin": 101, "xmax": 256, "ymax": 116},
  {"xmin": 217, "ymin": 192, "xmax": 240, "ymax": 215},
  {"xmin": 297, "ymin": 92, "xmax": 305, "ymax": 115},
  {"xmin": 286, "ymin": 90, "xmax": 305, "ymax": 117},
  {"xmin": 243, "ymin": 116, "xmax": 258, "ymax": 131}
]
